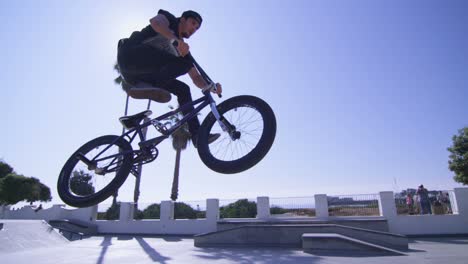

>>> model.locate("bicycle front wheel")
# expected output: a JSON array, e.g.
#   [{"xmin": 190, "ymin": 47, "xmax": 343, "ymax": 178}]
[
  {"xmin": 57, "ymin": 135, "xmax": 134, "ymax": 208},
  {"xmin": 197, "ymin": 95, "xmax": 276, "ymax": 174}
]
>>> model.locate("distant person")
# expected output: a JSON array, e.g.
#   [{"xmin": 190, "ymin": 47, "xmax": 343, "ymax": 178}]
[
  {"xmin": 34, "ymin": 204, "xmax": 43, "ymax": 212},
  {"xmin": 416, "ymin": 185, "xmax": 432, "ymax": 215},
  {"xmin": 437, "ymin": 191, "xmax": 451, "ymax": 214},
  {"xmin": 406, "ymin": 194, "xmax": 414, "ymax": 215}
]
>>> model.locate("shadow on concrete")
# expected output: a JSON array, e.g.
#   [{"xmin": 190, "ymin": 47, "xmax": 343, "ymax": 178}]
[
  {"xmin": 194, "ymin": 247, "xmax": 322, "ymax": 263},
  {"xmin": 96, "ymin": 236, "xmax": 112, "ymax": 264},
  {"xmin": 136, "ymin": 237, "xmax": 171, "ymax": 263}
]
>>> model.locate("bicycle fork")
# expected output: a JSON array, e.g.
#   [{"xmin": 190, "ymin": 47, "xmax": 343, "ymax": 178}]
[{"xmin": 209, "ymin": 102, "xmax": 241, "ymax": 141}]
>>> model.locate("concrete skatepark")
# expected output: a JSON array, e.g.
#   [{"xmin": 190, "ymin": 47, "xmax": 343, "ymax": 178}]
[
  {"xmin": 2, "ymin": 188, "xmax": 468, "ymax": 263},
  {"xmin": 1, "ymin": 223, "xmax": 468, "ymax": 264}
]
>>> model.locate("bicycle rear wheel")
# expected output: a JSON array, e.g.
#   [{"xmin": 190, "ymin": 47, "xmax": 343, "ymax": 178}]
[
  {"xmin": 197, "ymin": 95, "xmax": 276, "ymax": 174},
  {"xmin": 57, "ymin": 135, "xmax": 134, "ymax": 208}
]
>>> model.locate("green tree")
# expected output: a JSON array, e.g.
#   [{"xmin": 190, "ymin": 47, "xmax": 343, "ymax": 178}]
[
  {"xmin": 0, "ymin": 161, "xmax": 52, "ymax": 205},
  {"xmin": 220, "ymin": 199, "xmax": 257, "ymax": 218},
  {"xmin": 104, "ymin": 203, "xmax": 120, "ymax": 220},
  {"xmin": 174, "ymin": 202, "xmax": 197, "ymax": 219},
  {"xmin": 70, "ymin": 170, "xmax": 95, "ymax": 195},
  {"xmin": 142, "ymin": 203, "xmax": 161, "ymax": 219},
  {"xmin": 270, "ymin": 206, "xmax": 287, "ymax": 215},
  {"xmin": 448, "ymin": 127, "xmax": 468, "ymax": 185},
  {"xmin": 0, "ymin": 174, "xmax": 51, "ymax": 205},
  {"xmin": 0, "ymin": 161, "xmax": 14, "ymax": 178}
]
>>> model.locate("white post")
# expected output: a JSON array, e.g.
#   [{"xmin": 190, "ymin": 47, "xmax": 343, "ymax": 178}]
[
  {"xmin": 454, "ymin": 188, "xmax": 468, "ymax": 216},
  {"xmin": 314, "ymin": 194, "xmax": 329, "ymax": 218},
  {"xmin": 206, "ymin": 199, "xmax": 219, "ymax": 232},
  {"xmin": 256, "ymin": 196, "xmax": 270, "ymax": 219},
  {"xmin": 0, "ymin": 205, "xmax": 10, "ymax": 219},
  {"xmin": 378, "ymin": 191, "xmax": 397, "ymax": 218},
  {"xmin": 160, "ymin": 200, "xmax": 174, "ymax": 222},
  {"xmin": 88, "ymin": 205, "xmax": 98, "ymax": 222},
  {"xmin": 119, "ymin": 202, "xmax": 134, "ymax": 222}
]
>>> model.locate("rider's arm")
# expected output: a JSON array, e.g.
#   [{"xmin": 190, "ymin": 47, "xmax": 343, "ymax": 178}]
[
  {"xmin": 150, "ymin": 14, "xmax": 178, "ymax": 40},
  {"xmin": 188, "ymin": 67, "xmax": 223, "ymax": 94},
  {"xmin": 188, "ymin": 67, "xmax": 208, "ymax": 88}
]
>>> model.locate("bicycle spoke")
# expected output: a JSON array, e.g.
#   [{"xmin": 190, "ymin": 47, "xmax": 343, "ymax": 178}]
[{"xmin": 208, "ymin": 105, "xmax": 264, "ymax": 162}]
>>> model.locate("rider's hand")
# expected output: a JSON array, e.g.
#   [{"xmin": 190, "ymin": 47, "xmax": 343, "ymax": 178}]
[
  {"xmin": 176, "ymin": 39, "xmax": 189, "ymax": 57},
  {"xmin": 202, "ymin": 82, "xmax": 222, "ymax": 95},
  {"xmin": 215, "ymin": 83, "xmax": 222, "ymax": 95}
]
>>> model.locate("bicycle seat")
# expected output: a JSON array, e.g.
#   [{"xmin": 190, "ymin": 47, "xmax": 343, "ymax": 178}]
[{"xmin": 119, "ymin": 110, "xmax": 152, "ymax": 129}]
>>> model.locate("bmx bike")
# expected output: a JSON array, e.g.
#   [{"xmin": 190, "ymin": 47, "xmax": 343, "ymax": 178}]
[{"xmin": 57, "ymin": 55, "xmax": 276, "ymax": 208}]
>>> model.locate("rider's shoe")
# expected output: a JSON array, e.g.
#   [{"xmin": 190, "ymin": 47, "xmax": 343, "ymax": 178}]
[{"xmin": 193, "ymin": 133, "xmax": 221, "ymax": 148}]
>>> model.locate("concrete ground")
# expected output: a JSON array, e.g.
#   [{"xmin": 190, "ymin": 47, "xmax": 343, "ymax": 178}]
[{"xmin": 1, "ymin": 234, "xmax": 468, "ymax": 264}]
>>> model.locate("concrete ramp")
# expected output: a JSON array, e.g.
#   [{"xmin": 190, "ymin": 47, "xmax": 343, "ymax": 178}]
[
  {"xmin": 49, "ymin": 219, "xmax": 97, "ymax": 241},
  {"xmin": 0, "ymin": 220, "xmax": 69, "ymax": 252},
  {"xmin": 194, "ymin": 224, "xmax": 408, "ymax": 251}
]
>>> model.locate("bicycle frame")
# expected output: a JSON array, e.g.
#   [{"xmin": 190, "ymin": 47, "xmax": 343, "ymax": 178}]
[{"xmin": 81, "ymin": 90, "xmax": 233, "ymax": 174}]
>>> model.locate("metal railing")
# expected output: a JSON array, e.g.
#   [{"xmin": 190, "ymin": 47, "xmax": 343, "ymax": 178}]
[
  {"xmin": 327, "ymin": 194, "xmax": 380, "ymax": 216},
  {"xmin": 269, "ymin": 196, "xmax": 315, "ymax": 217}
]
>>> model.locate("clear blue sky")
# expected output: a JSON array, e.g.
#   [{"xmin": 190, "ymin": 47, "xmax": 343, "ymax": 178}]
[{"xmin": 1, "ymin": 0, "xmax": 467, "ymax": 206}]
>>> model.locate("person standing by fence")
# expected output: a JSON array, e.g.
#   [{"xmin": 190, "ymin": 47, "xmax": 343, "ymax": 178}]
[
  {"xmin": 417, "ymin": 185, "xmax": 432, "ymax": 215},
  {"xmin": 406, "ymin": 194, "xmax": 415, "ymax": 215}
]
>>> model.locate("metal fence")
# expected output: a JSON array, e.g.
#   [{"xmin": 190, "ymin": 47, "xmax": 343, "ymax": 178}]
[
  {"xmin": 395, "ymin": 190, "xmax": 455, "ymax": 215},
  {"xmin": 327, "ymin": 194, "xmax": 380, "ymax": 216},
  {"xmin": 269, "ymin": 196, "xmax": 316, "ymax": 217},
  {"xmin": 97, "ymin": 203, "xmax": 120, "ymax": 220},
  {"xmin": 219, "ymin": 198, "xmax": 257, "ymax": 219}
]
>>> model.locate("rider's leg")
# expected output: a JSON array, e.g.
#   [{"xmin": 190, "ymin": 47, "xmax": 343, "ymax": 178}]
[
  {"xmin": 160, "ymin": 80, "xmax": 200, "ymax": 137},
  {"xmin": 118, "ymin": 44, "xmax": 192, "ymax": 85}
]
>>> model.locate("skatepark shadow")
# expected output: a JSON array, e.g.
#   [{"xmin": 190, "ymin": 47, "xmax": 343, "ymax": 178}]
[
  {"xmin": 97, "ymin": 236, "xmax": 112, "ymax": 264},
  {"xmin": 136, "ymin": 237, "xmax": 171, "ymax": 263},
  {"xmin": 194, "ymin": 247, "xmax": 322, "ymax": 263}
]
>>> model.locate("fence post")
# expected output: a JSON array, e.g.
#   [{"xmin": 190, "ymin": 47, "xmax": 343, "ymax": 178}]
[
  {"xmin": 378, "ymin": 191, "xmax": 396, "ymax": 218},
  {"xmin": 314, "ymin": 194, "xmax": 329, "ymax": 218},
  {"xmin": 119, "ymin": 202, "xmax": 134, "ymax": 222},
  {"xmin": 0, "ymin": 205, "xmax": 9, "ymax": 219},
  {"xmin": 206, "ymin": 199, "xmax": 219, "ymax": 231},
  {"xmin": 88, "ymin": 205, "xmax": 98, "ymax": 221},
  {"xmin": 160, "ymin": 200, "xmax": 174, "ymax": 222},
  {"xmin": 257, "ymin": 196, "xmax": 270, "ymax": 219},
  {"xmin": 454, "ymin": 188, "xmax": 468, "ymax": 216}
]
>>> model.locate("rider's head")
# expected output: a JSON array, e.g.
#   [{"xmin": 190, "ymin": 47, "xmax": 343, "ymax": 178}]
[{"xmin": 179, "ymin": 10, "xmax": 202, "ymax": 39}]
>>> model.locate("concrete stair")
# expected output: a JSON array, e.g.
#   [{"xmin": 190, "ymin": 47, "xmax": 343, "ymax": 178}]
[
  {"xmin": 194, "ymin": 223, "xmax": 408, "ymax": 251},
  {"xmin": 48, "ymin": 219, "xmax": 97, "ymax": 240}
]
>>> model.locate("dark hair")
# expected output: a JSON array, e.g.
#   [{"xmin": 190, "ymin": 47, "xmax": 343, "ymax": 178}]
[{"xmin": 181, "ymin": 10, "xmax": 203, "ymax": 25}]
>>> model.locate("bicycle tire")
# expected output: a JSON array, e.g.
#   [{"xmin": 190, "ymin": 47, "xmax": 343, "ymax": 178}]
[
  {"xmin": 57, "ymin": 135, "xmax": 134, "ymax": 208},
  {"xmin": 197, "ymin": 95, "xmax": 276, "ymax": 174}
]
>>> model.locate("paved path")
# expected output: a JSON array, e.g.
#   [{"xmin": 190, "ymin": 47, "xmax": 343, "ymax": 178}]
[{"xmin": 1, "ymin": 235, "xmax": 468, "ymax": 264}]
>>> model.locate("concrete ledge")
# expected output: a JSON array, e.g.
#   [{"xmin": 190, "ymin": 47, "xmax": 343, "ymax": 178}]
[
  {"xmin": 217, "ymin": 217, "xmax": 389, "ymax": 232},
  {"xmin": 302, "ymin": 233, "xmax": 405, "ymax": 255},
  {"xmin": 195, "ymin": 224, "xmax": 408, "ymax": 250}
]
